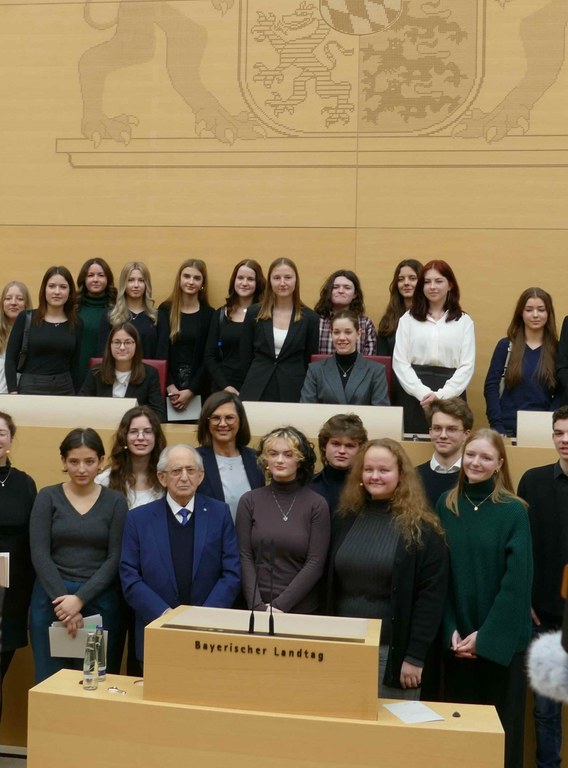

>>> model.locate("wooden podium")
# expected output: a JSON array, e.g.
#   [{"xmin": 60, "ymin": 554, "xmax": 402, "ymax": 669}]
[
  {"xmin": 143, "ymin": 606, "xmax": 379, "ymax": 719},
  {"xmin": 27, "ymin": 605, "xmax": 504, "ymax": 767}
]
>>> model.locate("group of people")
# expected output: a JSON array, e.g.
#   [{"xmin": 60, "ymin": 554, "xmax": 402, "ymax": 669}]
[
  {"xmin": 0, "ymin": 384, "xmax": 562, "ymax": 768},
  {"xmin": 0, "ymin": 257, "xmax": 565, "ymax": 438}
]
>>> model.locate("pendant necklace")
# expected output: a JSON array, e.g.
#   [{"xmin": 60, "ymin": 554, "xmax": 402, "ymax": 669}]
[
  {"xmin": 272, "ymin": 490, "xmax": 297, "ymax": 522},
  {"xmin": 337, "ymin": 362, "xmax": 355, "ymax": 379},
  {"xmin": 464, "ymin": 491, "xmax": 492, "ymax": 511},
  {"xmin": 0, "ymin": 467, "xmax": 12, "ymax": 487}
]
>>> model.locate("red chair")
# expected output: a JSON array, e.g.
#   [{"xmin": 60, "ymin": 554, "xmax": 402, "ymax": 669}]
[
  {"xmin": 89, "ymin": 357, "xmax": 168, "ymax": 397},
  {"xmin": 310, "ymin": 354, "xmax": 393, "ymax": 398}
]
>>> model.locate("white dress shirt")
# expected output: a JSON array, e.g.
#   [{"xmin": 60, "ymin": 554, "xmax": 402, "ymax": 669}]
[
  {"xmin": 393, "ymin": 310, "xmax": 475, "ymax": 400},
  {"xmin": 167, "ymin": 492, "xmax": 195, "ymax": 524}
]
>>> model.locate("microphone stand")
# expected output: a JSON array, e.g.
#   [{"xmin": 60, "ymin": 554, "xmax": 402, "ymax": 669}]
[{"xmin": 248, "ymin": 539, "xmax": 264, "ymax": 634}]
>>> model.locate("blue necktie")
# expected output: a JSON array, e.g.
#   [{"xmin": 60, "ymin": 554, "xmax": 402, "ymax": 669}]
[{"xmin": 179, "ymin": 508, "xmax": 189, "ymax": 526}]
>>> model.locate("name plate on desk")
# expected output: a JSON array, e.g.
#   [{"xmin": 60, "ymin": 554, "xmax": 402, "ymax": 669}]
[{"xmin": 144, "ymin": 605, "xmax": 380, "ymax": 720}]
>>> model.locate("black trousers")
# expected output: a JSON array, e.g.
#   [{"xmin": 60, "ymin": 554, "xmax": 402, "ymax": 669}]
[{"xmin": 444, "ymin": 651, "xmax": 526, "ymax": 768}]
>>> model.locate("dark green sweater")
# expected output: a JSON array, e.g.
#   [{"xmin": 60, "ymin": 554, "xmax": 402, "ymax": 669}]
[
  {"xmin": 437, "ymin": 478, "xmax": 532, "ymax": 667},
  {"xmin": 78, "ymin": 293, "xmax": 112, "ymax": 386}
]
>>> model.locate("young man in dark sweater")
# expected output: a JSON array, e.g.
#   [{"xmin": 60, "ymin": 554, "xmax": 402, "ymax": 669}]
[
  {"xmin": 517, "ymin": 405, "xmax": 568, "ymax": 768},
  {"xmin": 416, "ymin": 397, "xmax": 473, "ymax": 509}
]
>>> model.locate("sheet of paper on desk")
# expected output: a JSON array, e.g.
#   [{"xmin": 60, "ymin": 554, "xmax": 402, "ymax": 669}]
[
  {"xmin": 383, "ymin": 701, "xmax": 444, "ymax": 724},
  {"xmin": 0, "ymin": 553, "xmax": 9, "ymax": 588}
]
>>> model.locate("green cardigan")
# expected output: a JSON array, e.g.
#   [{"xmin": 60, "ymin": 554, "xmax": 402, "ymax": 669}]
[{"xmin": 437, "ymin": 478, "xmax": 532, "ymax": 667}]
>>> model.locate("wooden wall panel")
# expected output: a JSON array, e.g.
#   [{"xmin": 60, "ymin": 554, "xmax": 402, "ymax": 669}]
[{"xmin": 0, "ymin": 0, "xmax": 567, "ymax": 424}]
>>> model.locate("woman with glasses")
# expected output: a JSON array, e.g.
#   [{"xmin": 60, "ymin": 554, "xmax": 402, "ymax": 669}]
[
  {"xmin": 96, "ymin": 405, "xmax": 166, "ymax": 675},
  {"xmin": 80, "ymin": 322, "xmax": 165, "ymax": 422},
  {"xmin": 196, "ymin": 392, "xmax": 264, "ymax": 522}
]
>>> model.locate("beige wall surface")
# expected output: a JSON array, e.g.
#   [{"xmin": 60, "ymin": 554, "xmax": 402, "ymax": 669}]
[{"xmin": 1, "ymin": 0, "xmax": 567, "ymax": 428}]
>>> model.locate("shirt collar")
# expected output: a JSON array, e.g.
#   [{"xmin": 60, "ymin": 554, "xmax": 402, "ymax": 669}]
[
  {"xmin": 430, "ymin": 454, "xmax": 461, "ymax": 474},
  {"xmin": 167, "ymin": 492, "xmax": 196, "ymax": 519},
  {"xmin": 553, "ymin": 461, "xmax": 568, "ymax": 480}
]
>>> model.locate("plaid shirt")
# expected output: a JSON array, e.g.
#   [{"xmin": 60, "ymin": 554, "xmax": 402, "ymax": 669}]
[{"xmin": 318, "ymin": 315, "xmax": 377, "ymax": 355}]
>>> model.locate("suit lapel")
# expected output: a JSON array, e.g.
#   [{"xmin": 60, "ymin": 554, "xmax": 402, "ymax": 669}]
[
  {"xmin": 192, "ymin": 494, "xmax": 209, "ymax": 579},
  {"xmin": 152, "ymin": 501, "xmax": 177, "ymax": 596},
  {"xmin": 325, "ymin": 357, "xmax": 348, "ymax": 404},
  {"xmin": 344, "ymin": 355, "xmax": 366, "ymax": 401},
  {"xmin": 261, "ymin": 318, "xmax": 276, "ymax": 358}
]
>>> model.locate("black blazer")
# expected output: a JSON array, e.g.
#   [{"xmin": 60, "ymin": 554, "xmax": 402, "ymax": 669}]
[
  {"xmin": 239, "ymin": 304, "xmax": 320, "ymax": 402},
  {"xmin": 196, "ymin": 446, "xmax": 265, "ymax": 502},
  {"xmin": 79, "ymin": 363, "xmax": 166, "ymax": 422},
  {"xmin": 300, "ymin": 354, "xmax": 390, "ymax": 405},
  {"xmin": 326, "ymin": 510, "xmax": 448, "ymax": 689}
]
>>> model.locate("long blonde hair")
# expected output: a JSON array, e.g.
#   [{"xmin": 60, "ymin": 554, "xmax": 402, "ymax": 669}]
[
  {"xmin": 109, "ymin": 262, "xmax": 157, "ymax": 326},
  {"xmin": 0, "ymin": 281, "xmax": 32, "ymax": 354},
  {"xmin": 166, "ymin": 259, "xmax": 209, "ymax": 340},
  {"xmin": 444, "ymin": 428, "xmax": 525, "ymax": 515},
  {"xmin": 257, "ymin": 258, "xmax": 302, "ymax": 322},
  {"xmin": 338, "ymin": 438, "xmax": 443, "ymax": 546}
]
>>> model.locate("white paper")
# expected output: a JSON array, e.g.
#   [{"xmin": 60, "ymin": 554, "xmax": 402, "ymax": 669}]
[
  {"xmin": 49, "ymin": 614, "xmax": 106, "ymax": 658},
  {"xmin": 167, "ymin": 395, "xmax": 202, "ymax": 422},
  {"xmin": 383, "ymin": 701, "xmax": 444, "ymax": 724},
  {"xmin": 0, "ymin": 553, "xmax": 9, "ymax": 588}
]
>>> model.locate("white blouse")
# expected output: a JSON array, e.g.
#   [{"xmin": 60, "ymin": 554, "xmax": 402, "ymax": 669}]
[
  {"xmin": 96, "ymin": 467, "xmax": 164, "ymax": 509},
  {"xmin": 112, "ymin": 370, "xmax": 131, "ymax": 398},
  {"xmin": 273, "ymin": 327, "xmax": 288, "ymax": 358},
  {"xmin": 393, "ymin": 310, "xmax": 475, "ymax": 400}
]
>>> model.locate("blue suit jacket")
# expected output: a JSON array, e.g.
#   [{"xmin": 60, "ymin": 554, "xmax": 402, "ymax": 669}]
[{"xmin": 120, "ymin": 493, "xmax": 241, "ymax": 659}]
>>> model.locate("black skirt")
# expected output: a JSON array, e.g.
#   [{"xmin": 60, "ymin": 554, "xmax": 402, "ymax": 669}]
[{"xmin": 399, "ymin": 364, "xmax": 465, "ymax": 435}]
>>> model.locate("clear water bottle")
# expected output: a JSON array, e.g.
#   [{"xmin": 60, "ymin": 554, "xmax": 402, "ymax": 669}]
[
  {"xmin": 95, "ymin": 625, "xmax": 106, "ymax": 681},
  {"xmin": 83, "ymin": 632, "xmax": 98, "ymax": 690}
]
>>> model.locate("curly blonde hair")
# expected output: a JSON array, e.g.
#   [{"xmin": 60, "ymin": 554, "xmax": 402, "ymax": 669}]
[{"xmin": 338, "ymin": 438, "xmax": 442, "ymax": 546}]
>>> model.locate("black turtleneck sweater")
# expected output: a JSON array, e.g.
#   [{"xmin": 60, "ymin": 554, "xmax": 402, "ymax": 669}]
[
  {"xmin": 332, "ymin": 500, "xmax": 400, "ymax": 644},
  {"xmin": 310, "ymin": 464, "xmax": 349, "ymax": 517},
  {"xmin": 334, "ymin": 350, "xmax": 358, "ymax": 388},
  {"xmin": 235, "ymin": 479, "xmax": 330, "ymax": 613}
]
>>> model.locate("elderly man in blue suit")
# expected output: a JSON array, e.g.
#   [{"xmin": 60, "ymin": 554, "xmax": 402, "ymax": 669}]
[{"xmin": 120, "ymin": 443, "xmax": 241, "ymax": 661}]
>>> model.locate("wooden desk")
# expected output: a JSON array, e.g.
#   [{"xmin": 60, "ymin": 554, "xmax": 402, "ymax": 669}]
[{"xmin": 28, "ymin": 670, "xmax": 503, "ymax": 768}]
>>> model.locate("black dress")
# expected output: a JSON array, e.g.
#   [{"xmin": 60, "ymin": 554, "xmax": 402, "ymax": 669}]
[{"xmin": 158, "ymin": 303, "xmax": 215, "ymax": 395}]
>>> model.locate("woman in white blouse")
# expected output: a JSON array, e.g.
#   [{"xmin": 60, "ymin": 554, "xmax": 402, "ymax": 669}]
[{"xmin": 393, "ymin": 260, "xmax": 475, "ymax": 434}]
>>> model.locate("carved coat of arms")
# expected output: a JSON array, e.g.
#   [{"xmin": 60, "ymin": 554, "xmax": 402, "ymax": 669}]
[{"xmin": 240, "ymin": 0, "xmax": 482, "ymax": 136}]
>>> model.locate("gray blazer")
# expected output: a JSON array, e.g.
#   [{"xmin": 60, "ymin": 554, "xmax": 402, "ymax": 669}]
[{"xmin": 300, "ymin": 354, "xmax": 390, "ymax": 405}]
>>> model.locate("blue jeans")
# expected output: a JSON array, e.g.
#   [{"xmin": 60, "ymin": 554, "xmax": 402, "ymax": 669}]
[
  {"xmin": 533, "ymin": 621, "xmax": 562, "ymax": 768},
  {"xmin": 29, "ymin": 579, "xmax": 124, "ymax": 684}
]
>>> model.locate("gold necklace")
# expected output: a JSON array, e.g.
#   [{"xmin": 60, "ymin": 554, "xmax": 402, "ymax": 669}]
[{"xmin": 463, "ymin": 491, "xmax": 492, "ymax": 511}]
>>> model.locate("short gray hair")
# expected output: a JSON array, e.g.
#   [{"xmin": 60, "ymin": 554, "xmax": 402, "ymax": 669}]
[{"xmin": 157, "ymin": 444, "xmax": 203, "ymax": 473}]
